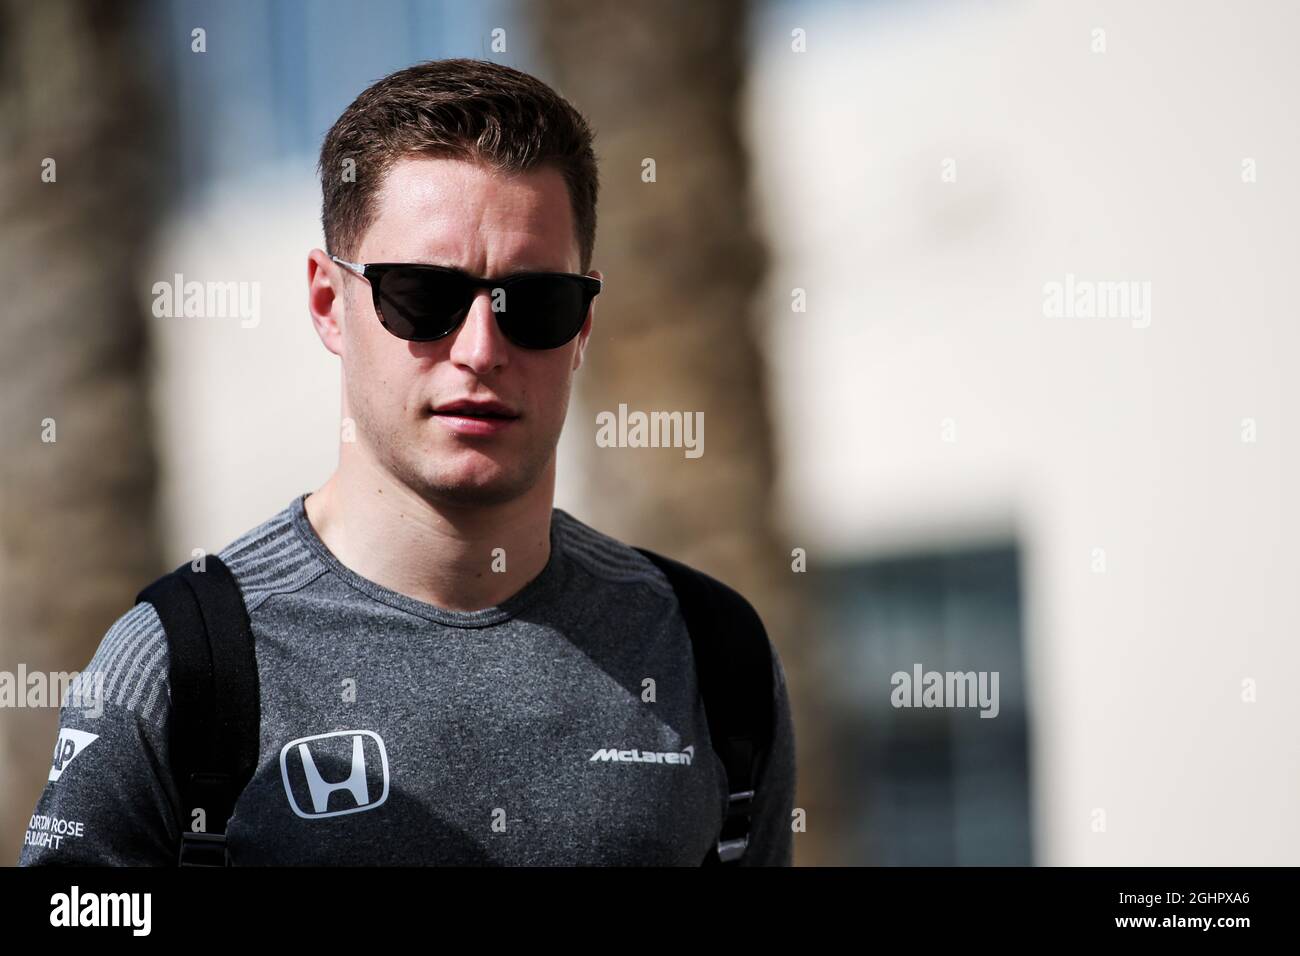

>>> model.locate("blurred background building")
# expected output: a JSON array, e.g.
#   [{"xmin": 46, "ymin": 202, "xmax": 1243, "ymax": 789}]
[{"xmin": 1, "ymin": 0, "xmax": 1296, "ymax": 866}]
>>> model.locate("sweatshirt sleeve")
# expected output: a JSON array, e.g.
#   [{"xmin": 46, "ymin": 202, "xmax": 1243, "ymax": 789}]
[
  {"xmin": 17, "ymin": 602, "xmax": 182, "ymax": 866},
  {"xmin": 738, "ymin": 637, "xmax": 797, "ymax": 866}
]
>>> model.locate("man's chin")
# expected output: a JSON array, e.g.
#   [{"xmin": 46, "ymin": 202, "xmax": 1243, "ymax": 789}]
[{"xmin": 411, "ymin": 466, "xmax": 531, "ymax": 508}]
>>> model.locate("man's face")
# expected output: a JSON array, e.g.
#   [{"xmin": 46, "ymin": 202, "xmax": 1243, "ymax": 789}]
[{"xmin": 321, "ymin": 155, "xmax": 595, "ymax": 508}]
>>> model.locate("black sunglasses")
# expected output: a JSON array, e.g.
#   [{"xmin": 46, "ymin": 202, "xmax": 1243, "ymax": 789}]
[{"xmin": 331, "ymin": 256, "xmax": 601, "ymax": 349}]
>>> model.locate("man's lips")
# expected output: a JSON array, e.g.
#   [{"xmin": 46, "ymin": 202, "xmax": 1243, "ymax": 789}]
[
  {"xmin": 430, "ymin": 400, "xmax": 520, "ymax": 436},
  {"xmin": 431, "ymin": 399, "xmax": 520, "ymax": 419}
]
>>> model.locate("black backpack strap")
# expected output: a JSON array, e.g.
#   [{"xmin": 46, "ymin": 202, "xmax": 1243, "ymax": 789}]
[
  {"xmin": 136, "ymin": 553, "xmax": 260, "ymax": 867},
  {"xmin": 633, "ymin": 546, "xmax": 775, "ymax": 865}
]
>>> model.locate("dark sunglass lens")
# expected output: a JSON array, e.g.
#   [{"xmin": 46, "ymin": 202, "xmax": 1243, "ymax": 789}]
[
  {"xmin": 376, "ymin": 268, "xmax": 474, "ymax": 340},
  {"xmin": 497, "ymin": 276, "xmax": 588, "ymax": 349}
]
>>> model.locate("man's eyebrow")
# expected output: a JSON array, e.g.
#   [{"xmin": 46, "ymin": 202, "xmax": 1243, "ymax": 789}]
[
  {"xmin": 409, "ymin": 260, "xmax": 566, "ymax": 276},
  {"xmin": 405, "ymin": 258, "xmax": 461, "ymax": 269}
]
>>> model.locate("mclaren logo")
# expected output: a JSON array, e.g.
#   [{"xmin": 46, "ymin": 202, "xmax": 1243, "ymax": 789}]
[{"xmin": 589, "ymin": 744, "xmax": 695, "ymax": 765}]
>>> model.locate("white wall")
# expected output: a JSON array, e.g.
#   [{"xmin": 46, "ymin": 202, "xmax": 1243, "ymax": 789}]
[
  {"xmin": 146, "ymin": 162, "xmax": 339, "ymax": 554},
  {"xmin": 747, "ymin": 0, "xmax": 1298, "ymax": 864}
]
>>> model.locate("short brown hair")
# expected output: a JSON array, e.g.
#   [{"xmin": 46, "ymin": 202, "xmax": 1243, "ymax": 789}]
[{"xmin": 318, "ymin": 58, "xmax": 599, "ymax": 272}]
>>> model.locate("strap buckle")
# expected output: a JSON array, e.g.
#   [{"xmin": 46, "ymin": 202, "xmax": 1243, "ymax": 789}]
[
  {"xmin": 179, "ymin": 831, "xmax": 229, "ymax": 867},
  {"xmin": 716, "ymin": 789, "xmax": 755, "ymax": 863}
]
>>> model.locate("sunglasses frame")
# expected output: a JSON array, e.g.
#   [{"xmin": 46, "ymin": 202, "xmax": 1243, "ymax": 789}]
[{"xmin": 330, "ymin": 255, "xmax": 602, "ymax": 349}]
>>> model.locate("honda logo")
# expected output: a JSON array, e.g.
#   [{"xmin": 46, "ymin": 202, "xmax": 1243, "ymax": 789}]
[{"xmin": 279, "ymin": 730, "xmax": 390, "ymax": 819}]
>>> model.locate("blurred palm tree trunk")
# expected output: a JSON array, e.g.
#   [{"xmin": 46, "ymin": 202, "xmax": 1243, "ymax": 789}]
[
  {"xmin": 534, "ymin": 0, "xmax": 831, "ymax": 863},
  {"xmin": 0, "ymin": 0, "xmax": 167, "ymax": 862}
]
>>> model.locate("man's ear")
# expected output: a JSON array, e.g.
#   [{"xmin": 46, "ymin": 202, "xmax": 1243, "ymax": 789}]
[
  {"xmin": 307, "ymin": 248, "xmax": 347, "ymax": 357},
  {"xmin": 574, "ymin": 268, "xmax": 602, "ymax": 370}
]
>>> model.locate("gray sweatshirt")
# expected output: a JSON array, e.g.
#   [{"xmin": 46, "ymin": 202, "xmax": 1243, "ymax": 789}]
[{"xmin": 18, "ymin": 493, "xmax": 796, "ymax": 865}]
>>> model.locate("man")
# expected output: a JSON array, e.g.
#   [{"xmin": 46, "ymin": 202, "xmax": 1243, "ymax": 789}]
[{"xmin": 18, "ymin": 58, "xmax": 795, "ymax": 865}]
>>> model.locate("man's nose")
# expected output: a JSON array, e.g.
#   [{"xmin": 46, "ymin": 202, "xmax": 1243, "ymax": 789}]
[{"xmin": 447, "ymin": 289, "xmax": 511, "ymax": 371}]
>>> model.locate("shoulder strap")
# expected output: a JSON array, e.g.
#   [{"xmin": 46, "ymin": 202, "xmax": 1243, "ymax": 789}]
[
  {"xmin": 632, "ymin": 546, "xmax": 775, "ymax": 865},
  {"xmin": 136, "ymin": 553, "xmax": 260, "ymax": 867}
]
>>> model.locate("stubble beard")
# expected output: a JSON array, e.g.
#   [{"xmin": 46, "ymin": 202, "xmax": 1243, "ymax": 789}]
[{"xmin": 387, "ymin": 409, "xmax": 558, "ymax": 509}]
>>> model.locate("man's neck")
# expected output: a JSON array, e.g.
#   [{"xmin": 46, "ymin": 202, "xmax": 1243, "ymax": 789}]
[{"xmin": 303, "ymin": 453, "xmax": 555, "ymax": 613}]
